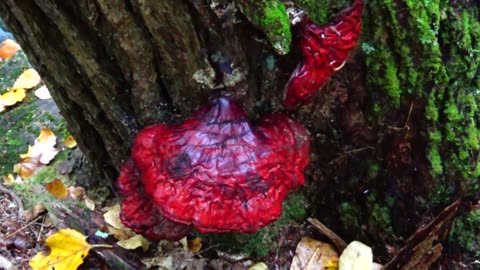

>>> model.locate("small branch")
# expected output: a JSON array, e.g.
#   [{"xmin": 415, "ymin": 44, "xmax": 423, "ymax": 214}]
[
  {"xmin": 2, "ymin": 216, "xmax": 41, "ymax": 239},
  {"xmin": 0, "ymin": 183, "xmax": 24, "ymax": 216},
  {"xmin": 307, "ymin": 218, "xmax": 347, "ymax": 252}
]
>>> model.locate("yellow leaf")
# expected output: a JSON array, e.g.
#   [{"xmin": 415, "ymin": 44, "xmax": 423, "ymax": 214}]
[
  {"xmin": 2, "ymin": 174, "xmax": 15, "ymax": 186},
  {"xmin": 12, "ymin": 68, "xmax": 41, "ymax": 90},
  {"xmin": 188, "ymin": 237, "xmax": 202, "ymax": 253},
  {"xmin": 117, "ymin": 234, "xmax": 150, "ymax": 251},
  {"xmin": 63, "ymin": 135, "xmax": 77, "ymax": 148},
  {"xmin": 38, "ymin": 127, "xmax": 56, "ymax": 147},
  {"xmin": 1, "ymin": 88, "xmax": 26, "ymax": 106},
  {"xmin": 290, "ymin": 237, "xmax": 339, "ymax": 270},
  {"xmin": 29, "ymin": 229, "xmax": 91, "ymax": 270},
  {"xmin": 14, "ymin": 158, "xmax": 40, "ymax": 179},
  {"xmin": 15, "ymin": 127, "xmax": 59, "ymax": 179},
  {"xmin": 0, "ymin": 39, "xmax": 21, "ymax": 61},
  {"xmin": 20, "ymin": 145, "xmax": 34, "ymax": 159},
  {"xmin": 338, "ymin": 241, "xmax": 373, "ymax": 270},
  {"xmin": 34, "ymin": 85, "xmax": 51, "ymax": 100},
  {"xmin": 45, "ymin": 178, "xmax": 69, "ymax": 199},
  {"xmin": 103, "ymin": 204, "xmax": 125, "ymax": 230}
]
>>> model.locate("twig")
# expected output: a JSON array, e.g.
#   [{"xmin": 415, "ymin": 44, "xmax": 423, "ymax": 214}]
[
  {"xmin": 307, "ymin": 218, "xmax": 347, "ymax": 252},
  {"xmin": 2, "ymin": 216, "xmax": 41, "ymax": 239},
  {"xmin": 0, "ymin": 183, "xmax": 24, "ymax": 216},
  {"xmin": 37, "ymin": 216, "xmax": 45, "ymax": 242}
]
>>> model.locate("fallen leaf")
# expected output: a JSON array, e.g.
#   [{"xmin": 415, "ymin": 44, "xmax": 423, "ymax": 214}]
[
  {"xmin": 63, "ymin": 135, "xmax": 77, "ymax": 148},
  {"xmin": 117, "ymin": 234, "xmax": 150, "ymax": 251},
  {"xmin": 14, "ymin": 159, "xmax": 39, "ymax": 179},
  {"xmin": 339, "ymin": 241, "xmax": 373, "ymax": 270},
  {"xmin": 0, "ymin": 39, "xmax": 21, "ymax": 61},
  {"xmin": 107, "ymin": 226, "xmax": 134, "ymax": 241},
  {"xmin": 29, "ymin": 229, "xmax": 91, "ymax": 270},
  {"xmin": 37, "ymin": 127, "xmax": 56, "ymax": 147},
  {"xmin": 34, "ymin": 85, "xmax": 51, "ymax": 100},
  {"xmin": 188, "ymin": 237, "xmax": 202, "ymax": 253},
  {"xmin": 249, "ymin": 262, "xmax": 268, "ymax": 270},
  {"xmin": 68, "ymin": 186, "xmax": 85, "ymax": 200},
  {"xmin": 45, "ymin": 178, "xmax": 69, "ymax": 199},
  {"xmin": 1, "ymin": 88, "xmax": 26, "ymax": 106},
  {"xmin": 12, "ymin": 68, "xmax": 41, "ymax": 90},
  {"xmin": 290, "ymin": 237, "xmax": 339, "ymax": 270},
  {"xmin": 84, "ymin": 197, "xmax": 95, "ymax": 210},
  {"xmin": 2, "ymin": 174, "xmax": 15, "ymax": 186},
  {"xmin": 103, "ymin": 204, "xmax": 125, "ymax": 229},
  {"xmin": 24, "ymin": 203, "xmax": 46, "ymax": 222}
]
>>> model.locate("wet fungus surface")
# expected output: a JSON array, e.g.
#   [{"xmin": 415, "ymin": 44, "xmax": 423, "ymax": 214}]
[
  {"xmin": 283, "ymin": 0, "xmax": 363, "ymax": 109},
  {"xmin": 117, "ymin": 97, "xmax": 310, "ymax": 240}
]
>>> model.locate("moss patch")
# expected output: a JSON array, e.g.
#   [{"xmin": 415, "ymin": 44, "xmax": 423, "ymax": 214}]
[{"xmin": 237, "ymin": 0, "xmax": 291, "ymax": 54}]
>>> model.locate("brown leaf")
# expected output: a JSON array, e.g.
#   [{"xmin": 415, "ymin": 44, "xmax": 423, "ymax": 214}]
[
  {"xmin": 24, "ymin": 203, "xmax": 46, "ymax": 222},
  {"xmin": 45, "ymin": 178, "xmax": 69, "ymax": 199},
  {"xmin": 290, "ymin": 237, "xmax": 339, "ymax": 270}
]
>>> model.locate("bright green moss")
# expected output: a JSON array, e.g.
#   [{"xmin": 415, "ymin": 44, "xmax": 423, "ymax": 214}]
[
  {"xmin": 449, "ymin": 209, "xmax": 480, "ymax": 259},
  {"xmin": 239, "ymin": 0, "xmax": 291, "ymax": 55}
]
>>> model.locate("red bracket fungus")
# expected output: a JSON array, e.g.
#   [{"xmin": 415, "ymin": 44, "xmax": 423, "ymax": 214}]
[
  {"xmin": 117, "ymin": 97, "xmax": 310, "ymax": 240},
  {"xmin": 283, "ymin": 0, "xmax": 364, "ymax": 109}
]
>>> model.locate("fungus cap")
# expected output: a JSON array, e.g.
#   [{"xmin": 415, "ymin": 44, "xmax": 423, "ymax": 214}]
[
  {"xmin": 118, "ymin": 97, "xmax": 310, "ymax": 238},
  {"xmin": 283, "ymin": 0, "xmax": 363, "ymax": 109}
]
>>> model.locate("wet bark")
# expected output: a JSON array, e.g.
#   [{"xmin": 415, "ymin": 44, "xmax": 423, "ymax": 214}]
[{"xmin": 1, "ymin": 0, "xmax": 478, "ymax": 264}]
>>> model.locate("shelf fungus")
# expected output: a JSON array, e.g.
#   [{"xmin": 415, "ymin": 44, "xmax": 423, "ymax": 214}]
[
  {"xmin": 117, "ymin": 97, "xmax": 310, "ymax": 240},
  {"xmin": 283, "ymin": 0, "xmax": 364, "ymax": 109}
]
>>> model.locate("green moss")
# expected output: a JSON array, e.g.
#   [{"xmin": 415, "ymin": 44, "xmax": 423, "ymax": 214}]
[
  {"xmin": 239, "ymin": 0, "xmax": 291, "ymax": 55},
  {"xmin": 367, "ymin": 193, "xmax": 393, "ymax": 235},
  {"xmin": 296, "ymin": 0, "xmax": 351, "ymax": 25},
  {"xmin": 449, "ymin": 209, "xmax": 480, "ymax": 258},
  {"xmin": 200, "ymin": 191, "xmax": 306, "ymax": 257}
]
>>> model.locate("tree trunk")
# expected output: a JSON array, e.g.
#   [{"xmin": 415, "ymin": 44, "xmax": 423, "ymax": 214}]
[{"xmin": 1, "ymin": 0, "xmax": 478, "ymax": 263}]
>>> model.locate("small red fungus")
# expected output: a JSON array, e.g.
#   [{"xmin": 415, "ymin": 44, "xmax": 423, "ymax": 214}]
[
  {"xmin": 117, "ymin": 97, "xmax": 309, "ymax": 240},
  {"xmin": 283, "ymin": 0, "xmax": 364, "ymax": 109}
]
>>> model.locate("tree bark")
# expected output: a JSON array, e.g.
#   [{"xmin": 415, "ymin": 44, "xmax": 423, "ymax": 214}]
[{"xmin": 1, "ymin": 0, "xmax": 479, "ymax": 263}]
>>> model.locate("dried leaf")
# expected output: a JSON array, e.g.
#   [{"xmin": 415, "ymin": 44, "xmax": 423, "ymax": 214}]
[
  {"xmin": 15, "ymin": 127, "xmax": 60, "ymax": 179},
  {"xmin": 117, "ymin": 234, "xmax": 150, "ymax": 251},
  {"xmin": 188, "ymin": 237, "xmax": 202, "ymax": 253},
  {"xmin": 14, "ymin": 158, "xmax": 40, "ymax": 179},
  {"xmin": 290, "ymin": 237, "xmax": 339, "ymax": 270},
  {"xmin": 0, "ymin": 39, "xmax": 21, "ymax": 61},
  {"xmin": 37, "ymin": 127, "xmax": 56, "ymax": 147},
  {"xmin": 84, "ymin": 197, "xmax": 95, "ymax": 210},
  {"xmin": 12, "ymin": 68, "xmax": 41, "ymax": 90},
  {"xmin": 103, "ymin": 204, "xmax": 125, "ymax": 229},
  {"xmin": 338, "ymin": 241, "xmax": 373, "ymax": 270},
  {"xmin": 63, "ymin": 135, "xmax": 77, "ymax": 148},
  {"xmin": 45, "ymin": 178, "xmax": 69, "ymax": 199},
  {"xmin": 29, "ymin": 229, "xmax": 91, "ymax": 270},
  {"xmin": 2, "ymin": 174, "xmax": 15, "ymax": 186},
  {"xmin": 1, "ymin": 88, "xmax": 26, "ymax": 106},
  {"xmin": 24, "ymin": 203, "xmax": 46, "ymax": 222},
  {"xmin": 34, "ymin": 85, "xmax": 51, "ymax": 100},
  {"xmin": 68, "ymin": 186, "xmax": 85, "ymax": 200}
]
